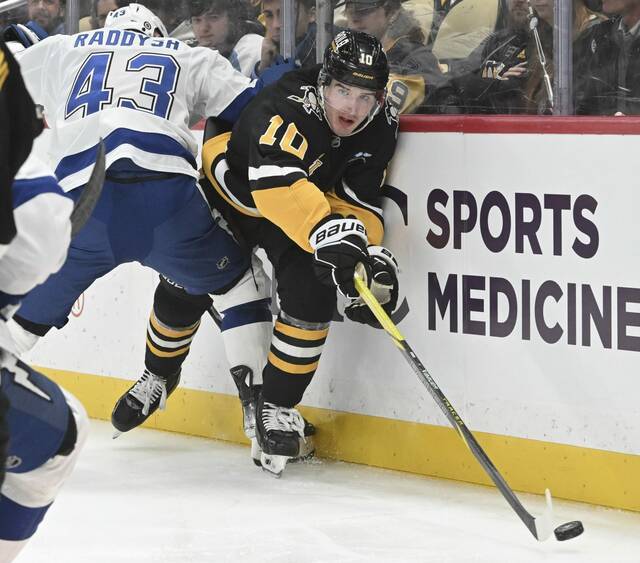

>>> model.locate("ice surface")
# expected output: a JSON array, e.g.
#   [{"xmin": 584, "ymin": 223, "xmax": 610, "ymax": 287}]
[{"xmin": 18, "ymin": 421, "xmax": 640, "ymax": 563}]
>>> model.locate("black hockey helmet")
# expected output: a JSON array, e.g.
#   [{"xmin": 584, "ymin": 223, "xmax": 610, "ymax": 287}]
[
  {"xmin": 321, "ymin": 29, "xmax": 389, "ymax": 92},
  {"xmin": 318, "ymin": 30, "xmax": 388, "ymax": 136}
]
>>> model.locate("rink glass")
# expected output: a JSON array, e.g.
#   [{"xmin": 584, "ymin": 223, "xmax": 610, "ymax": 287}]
[{"xmin": 0, "ymin": 0, "xmax": 632, "ymax": 115}]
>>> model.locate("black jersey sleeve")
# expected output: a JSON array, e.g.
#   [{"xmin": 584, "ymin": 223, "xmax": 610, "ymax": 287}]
[{"xmin": 1, "ymin": 40, "xmax": 41, "ymax": 248}]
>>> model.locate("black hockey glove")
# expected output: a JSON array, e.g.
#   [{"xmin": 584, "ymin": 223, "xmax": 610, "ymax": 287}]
[
  {"xmin": 345, "ymin": 245, "xmax": 399, "ymax": 328},
  {"xmin": 309, "ymin": 214, "xmax": 371, "ymax": 299}
]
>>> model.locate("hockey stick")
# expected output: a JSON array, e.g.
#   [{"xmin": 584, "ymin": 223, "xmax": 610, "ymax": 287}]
[
  {"xmin": 70, "ymin": 139, "xmax": 105, "ymax": 237},
  {"xmin": 353, "ymin": 274, "xmax": 557, "ymax": 541},
  {"xmin": 207, "ymin": 303, "xmax": 222, "ymax": 328}
]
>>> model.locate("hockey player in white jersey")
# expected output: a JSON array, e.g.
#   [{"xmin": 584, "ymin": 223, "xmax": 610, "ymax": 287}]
[
  {"xmin": 5, "ymin": 4, "xmax": 274, "ymax": 435},
  {"xmin": 0, "ymin": 154, "xmax": 89, "ymax": 560},
  {"xmin": 0, "ymin": 37, "xmax": 89, "ymax": 562}
]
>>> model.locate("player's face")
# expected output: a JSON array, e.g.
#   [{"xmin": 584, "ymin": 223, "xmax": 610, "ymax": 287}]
[
  {"xmin": 323, "ymin": 80, "xmax": 378, "ymax": 136},
  {"xmin": 27, "ymin": 0, "xmax": 63, "ymax": 33},
  {"xmin": 191, "ymin": 10, "xmax": 231, "ymax": 50},
  {"xmin": 345, "ymin": 3, "xmax": 388, "ymax": 40}
]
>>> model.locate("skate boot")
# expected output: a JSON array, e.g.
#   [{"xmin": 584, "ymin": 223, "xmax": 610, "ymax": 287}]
[
  {"xmin": 255, "ymin": 396, "xmax": 306, "ymax": 477},
  {"xmin": 229, "ymin": 365, "xmax": 261, "ymax": 440},
  {"xmin": 111, "ymin": 369, "xmax": 180, "ymax": 437},
  {"xmin": 290, "ymin": 418, "xmax": 316, "ymax": 463},
  {"xmin": 251, "ymin": 416, "xmax": 316, "ymax": 466}
]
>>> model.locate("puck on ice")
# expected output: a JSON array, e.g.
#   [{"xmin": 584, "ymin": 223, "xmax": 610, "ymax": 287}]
[{"xmin": 554, "ymin": 520, "xmax": 584, "ymax": 541}]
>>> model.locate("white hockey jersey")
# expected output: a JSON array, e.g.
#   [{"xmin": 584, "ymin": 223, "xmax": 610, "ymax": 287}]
[
  {"xmin": 16, "ymin": 29, "xmax": 259, "ymax": 191},
  {"xmin": 228, "ymin": 33, "xmax": 262, "ymax": 78},
  {"xmin": 0, "ymin": 153, "xmax": 72, "ymax": 302}
]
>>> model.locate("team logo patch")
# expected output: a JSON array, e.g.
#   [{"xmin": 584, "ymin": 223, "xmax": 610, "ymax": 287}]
[
  {"xmin": 384, "ymin": 98, "xmax": 399, "ymax": 128},
  {"xmin": 5, "ymin": 455, "xmax": 21, "ymax": 470},
  {"xmin": 288, "ymin": 86, "xmax": 323, "ymax": 122},
  {"xmin": 217, "ymin": 256, "xmax": 230, "ymax": 270}
]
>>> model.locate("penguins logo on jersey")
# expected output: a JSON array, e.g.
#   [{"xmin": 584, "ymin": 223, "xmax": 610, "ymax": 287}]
[
  {"xmin": 288, "ymin": 86, "xmax": 323, "ymax": 122},
  {"xmin": 384, "ymin": 98, "xmax": 399, "ymax": 132}
]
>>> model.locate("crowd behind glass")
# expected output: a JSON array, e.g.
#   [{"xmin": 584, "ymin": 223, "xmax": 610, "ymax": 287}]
[{"xmin": 1, "ymin": 0, "xmax": 638, "ymax": 116}]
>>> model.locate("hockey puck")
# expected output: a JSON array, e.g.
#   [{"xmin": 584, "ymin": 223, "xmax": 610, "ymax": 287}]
[{"xmin": 554, "ymin": 521, "xmax": 584, "ymax": 541}]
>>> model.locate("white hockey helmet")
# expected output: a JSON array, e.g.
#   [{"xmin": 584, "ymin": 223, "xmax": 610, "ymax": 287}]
[{"xmin": 104, "ymin": 3, "xmax": 168, "ymax": 38}]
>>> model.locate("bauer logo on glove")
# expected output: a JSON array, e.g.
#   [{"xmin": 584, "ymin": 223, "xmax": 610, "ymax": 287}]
[
  {"xmin": 309, "ymin": 214, "xmax": 371, "ymax": 299},
  {"xmin": 310, "ymin": 216, "xmax": 367, "ymax": 248}
]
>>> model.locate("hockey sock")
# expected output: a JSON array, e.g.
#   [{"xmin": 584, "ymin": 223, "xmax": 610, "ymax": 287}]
[
  {"xmin": 262, "ymin": 315, "xmax": 329, "ymax": 408},
  {"xmin": 145, "ymin": 281, "xmax": 210, "ymax": 377}
]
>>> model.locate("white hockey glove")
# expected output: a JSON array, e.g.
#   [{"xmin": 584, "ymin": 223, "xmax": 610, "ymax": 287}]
[
  {"xmin": 309, "ymin": 214, "xmax": 372, "ymax": 299},
  {"xmin": 345, "ymin": 245, "xmax": 399, "ymax": 328}
]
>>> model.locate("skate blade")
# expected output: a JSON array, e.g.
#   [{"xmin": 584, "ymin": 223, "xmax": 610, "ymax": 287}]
[
  {"xmin": 260, "ymin": 452, "xmax": 288, "ymax": 478},
  {"xmin": 112, "ymin": 430, "xmax": 123, "ymax": 439},
  {"xmin": 244, "ymin": 425, "xmax": 256, "ymax": 440},
  {"xmin": 289, "ymin": 438, "xmax": 315, "ymax": 463},
  {"xmin": 251, "ymin": 438, "xmax": 262, "ymax": 467}
]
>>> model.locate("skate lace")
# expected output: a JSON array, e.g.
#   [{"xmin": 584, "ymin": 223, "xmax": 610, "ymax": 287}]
[
  {"xmin": 129, "ymin": 370, "xmax": 167, "ymax": 416},
  {"xmin": 262, "ymin": 402, "xmax": 306, "ymax": 440}
]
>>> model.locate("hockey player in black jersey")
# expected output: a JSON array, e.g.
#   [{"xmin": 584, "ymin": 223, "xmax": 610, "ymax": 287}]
[
  {"xmin": 203, "ymin": 29, "xmax": 401, "ymax": 475},
  {"xmin": 116, "ymin": 29, "xmax": 401, "ymax": 476}
]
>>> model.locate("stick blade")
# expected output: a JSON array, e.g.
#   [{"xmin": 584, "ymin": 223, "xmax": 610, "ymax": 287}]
[
  {"xmin": 70, "ymin": 139, "xmax": 106, "ymax": 237},
  {"xmin": 532, "ymin": 488, "xmax": 555, "ymax": 541}
]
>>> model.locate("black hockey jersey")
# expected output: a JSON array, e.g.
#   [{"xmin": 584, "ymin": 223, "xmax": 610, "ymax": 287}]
[
  {"xmin": 202, "ymin": 65, "xmax": 399, "ymax": 252},
  {"xmin": 0, "ymin": 40, "xmax": 43, "ymax": 248}
]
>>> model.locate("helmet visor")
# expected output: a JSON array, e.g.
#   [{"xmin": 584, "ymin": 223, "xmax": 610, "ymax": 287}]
[{"xmin": 322, "ymin": 79, "xmax": 384, "ymax": 137}]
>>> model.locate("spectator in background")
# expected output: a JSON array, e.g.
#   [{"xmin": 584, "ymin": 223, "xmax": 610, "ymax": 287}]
[
  {"xmin": 574, "ymin": 0, "xmax": 640, "ymax": 114},
  {"xmin": 144, "ymin": 0, "xmax": 190, "ymax": 35},
  {"xmin": 191, "ymin": 0, "xmax": 263, "ymax": 77},
  {"xmin": 448, "ymin": 0, "xmax": 603, "ymax": 114},
  {"xmin": 446, "ymin": 0, "xmax": 533, "ymax": 113},
  {"xmin": 93, "ymin": 0, "xmax": 120, "ymax": 28},
  {"xmin": 523, "ymin": 0, "xmax": 603, "ymax": 112},
  {"xmin": 257, "ymin": 0, "xmax": 317, "ymax": 74},
  {"xmin": 27, "ymin": 0, "xmax": 64, "ymax": 35},
  {"xmin": 78, "ymin": 0, "xmax": 121, "ymax": 31},
  {"xmin": 343, "ymin": 0, "xmax": 450, "ymax": 113}
]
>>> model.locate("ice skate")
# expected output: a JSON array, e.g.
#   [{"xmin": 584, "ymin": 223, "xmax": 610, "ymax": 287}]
[
  {"xmin": 251, "ymin": 417, "xmax": 316, "ymax": 467},
  {"xmin": 229, "ymin": 365, "xmax": 261, "ymax": 439},
  {"xmin": 255, "ymin": 397, "xmax": 306, "ymax": 477},
  {"xmin": 111, "ymin": 369, "xmax": 180, "ymax": 436}
]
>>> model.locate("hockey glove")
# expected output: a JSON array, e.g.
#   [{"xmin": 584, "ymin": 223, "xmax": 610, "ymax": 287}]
[
  {"xmin": 2, "ymin": 21, "xmax": 48, "ymax": 49},
  {"xmin": 256, "ymin": 57, "xmax": 297, "ymax": 86},
  {"xmin": 309, "ymin": 215, "xmax": 371, "ymax": 299},
  {"xmin": 345, "ymin": 245, "xmax": 399, "ymax": 328}
]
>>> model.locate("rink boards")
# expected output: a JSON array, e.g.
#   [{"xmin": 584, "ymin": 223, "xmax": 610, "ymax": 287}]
[{"xmin": 26, "ymin": 116, "xmax": 640, "ymax": 512}]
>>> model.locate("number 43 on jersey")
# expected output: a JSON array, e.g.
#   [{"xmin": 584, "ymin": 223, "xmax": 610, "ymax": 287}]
[{"xmin": 66, "ymin": 51, "xmax": 179, "ymax": 119}]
